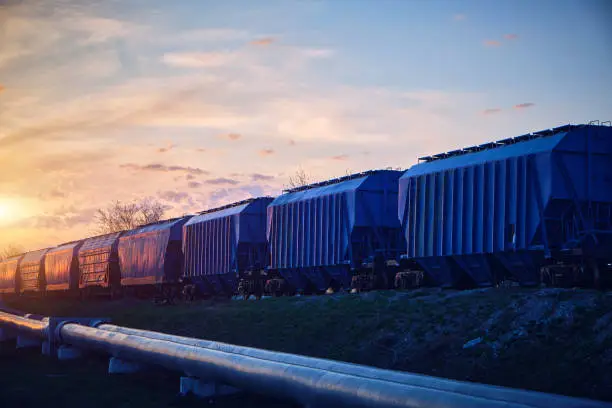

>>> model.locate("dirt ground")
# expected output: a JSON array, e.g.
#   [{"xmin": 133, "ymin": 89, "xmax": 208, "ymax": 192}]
[{"xmin": 3, "ymin": 287, "xmax": 612, "ymax": 403}]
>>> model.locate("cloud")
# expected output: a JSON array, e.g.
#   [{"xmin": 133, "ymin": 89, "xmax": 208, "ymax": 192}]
[
  {"xmin": 220, "ymin": 133, "xmax": 242, "ymax": 141},
  {"xmin": 185, "ymin": 174, "xmax": 196, "ymax": 180},
  {"xmin": 514, "ymin": 102, "xmax": 535, "ymax": 109},
  {"xmin": 453, "ymin": 14, "xmax": 466, "ymax": 21},
  {"xmin": 250, "ymin": 37, "xmax": 275, "ymax": 46},
  {"xmin": 288, "ymin": 139, "xmax": 296, "ymax": 146},
  {"xmin": 158, "ymin": 190, "xmax": 191, "ymax": 203},
  {"xmin": 504, "ymin": 34, "xmax": 519, "ymax": 40},
  {"xmin": 187, "ymin": 181, "xmax": 202, "ymax": 188},
  {"xmin": 482, "ymin": 108, "xmax": 502, "ymax": 115},
  {"xmin": 162, "ymin": 52, "xmax": 236, "ymax": 68},
  {"xmin": 259, "ymin": 148, "xmax": 275, "ymax": 156},
  {"xmin": 483, "ymin": 40, "xmax": 501, "ymax": 47},
  {"xmin": 331, "ymin": 154, "xmax": 349, "ymax": 161},
  {"xmin": 300, "ymin": 48, "xmax": 334, "ymax": 59},
  {"xmin": 251, "ymin": 173, "xmax": 275, "ymax": 181},
  {"xmin": 157, "ymin": 143, "xmax": 176, "ymax": 153},
  {"xmin": 120, "ymin": 163, "xmax": 209, "ymax": 175},
  {"xmin": 0, "ymin": 85, "xmax": 4, "ymax": 93},
  {"xmin": 20, "ymin": 208, "xmax": 97, "ymax": 230},
  {"xmin": 195, "ymin": 148, "xmax": 206, "ymax": 152},
  {"xmin": 38, "ymin": 188, "xmax": 66, "ymax": 199},
  {"xmin": 172, "ymin": 28, "xmax": 250, "ymax": 44},
  {"xmin": 205, "ymin": 178, "xmax": 240, "ymax": 185}
]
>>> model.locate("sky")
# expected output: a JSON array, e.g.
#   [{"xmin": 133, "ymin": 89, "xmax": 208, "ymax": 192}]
[{"xmin": 0, "ymin": 0, "xmax": 611, "ymax": 252}]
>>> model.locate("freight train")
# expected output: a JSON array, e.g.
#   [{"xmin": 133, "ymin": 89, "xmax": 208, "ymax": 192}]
[{"xmin": 0, "ymin": 123, "xmax": 611, "ymax": 300}]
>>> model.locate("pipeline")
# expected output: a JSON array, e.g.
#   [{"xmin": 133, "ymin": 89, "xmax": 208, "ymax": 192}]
[
  {"xmin": 96, "ymin": 323, "xmax": 601, "ymax": 408},
  {"xmin": 0, "ymin": 310, "xmax": 48, "ymax": 338},
  {"xmin": 1, "ymin": 311, "xmax": 611, "ymax": 408},
  {"xmin": 57, "ymin": 323, "xmax": 551, "ymax": 408}
]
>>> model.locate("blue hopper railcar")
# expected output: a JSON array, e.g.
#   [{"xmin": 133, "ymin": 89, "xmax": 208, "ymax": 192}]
[
  {"xmin": 182, "ymin": 197, "xmax": 272, "ymax": 297},
  {"xmin": 399, "ymin": 123, "xmax": 612, "ymax": 288},
  {"xmin": 267, "ymin": 170, "xmax": 405, "ymax": 293},
  {"xmin": 118, "ymin": 217, "xmax": 191, "ymax": 299},
  {"xmin": 78, "ymin": 232, "xmax": 124, "ymax": 295},
  {"xmin": 18, "ymin": 248, "xmax": 50, "ymax": 294},
  {"xmin": 0, "ymin": 255, "xmax": 23, "ymax": 295},
  {"xmin": 44, "ymin": 240, "xmax": 83, "ymax": 293}
]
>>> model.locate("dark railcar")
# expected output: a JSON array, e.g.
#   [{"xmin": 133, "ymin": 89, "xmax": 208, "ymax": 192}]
[
  {"xmin": 399, "ymin": 124, "xmax": 612, "ymax": 287},
  {"xmin": 267, "ymin": 170, "xmax": 404, "ymax": 293},
  {"xmin": 78, "ymin": 232, "xmax": 123, "ymax": 292},
  {"xmin": 182, "ymin": 197, "xmax": 272, "ymax": 297},
  {"xmin": 18, "ymin": 248, "xmax": 50, "ymax": 293},
  {"xmin": 0, "ymin": 255, "xmax": 23, "ymax": 295},
  {"xmin": 44, "ymin": 241, "xmax": 83, "ymax": 292},
  {"xmin": 118, "ymin": 217, "xmax": 191, "ymax": 293}
]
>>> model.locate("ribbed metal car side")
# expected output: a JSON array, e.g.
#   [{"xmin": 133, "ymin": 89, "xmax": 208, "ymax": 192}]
[
  {"xmin": 183, "ymin": 198, "xmax": 272, "ymax": 295},
  {"xmin": 44, "ymin": 241, "xmax": 83, "ymax": 292},
  {"xmin": 267, "ymin": 170, "xmax": 404, "ymax": 292},
  {"xmin": 18, "ymin": 248, "xmax": 50, "ymax": 293},
  {"xmin": 0, "ymin": 255, "xmax": 23, "ymax": 294},
  {"xmin": 78, "ymin": 232, "xmax": 123, "ymax": 289},
  {"xmin": 399, "ymin": 124, "xmax": 612, "ymax": 287},
  {"xmin": 118, "ymin": 217, "xmax": 191, "ymax": 287}
]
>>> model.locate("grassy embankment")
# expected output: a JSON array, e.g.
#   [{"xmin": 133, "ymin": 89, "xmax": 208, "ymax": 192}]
[{"xmin": 3, "ymin": 287, "xmax": 612, "ymax": 403}]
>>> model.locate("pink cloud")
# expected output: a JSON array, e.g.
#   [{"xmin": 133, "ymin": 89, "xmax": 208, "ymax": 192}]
[
  {"xmin": 482, "ymin": 108, "xmax": 502, "ymax": 115},
  {"xmin": 504, "ymin": 34, "xmax": 519, "ymax": 40},
  {"xmin": 250, "ymin": 37, "xmax": 275, "ymax": 46},
  {"xmin": 251, "ymin": 173, "xmax": 275, "ymax": 181},
  {"xmin": 331, "ymin": 154, "xmax": 349, "ymax": 161},
  {"xmin": 259, "ymin": 148, "xmax": 275, "ymax": 156},
  {"xmin": 162, "ymin": 52, "xmax": 235, "ymax": 68},
  {"xmin": 205, "ymin": 177, "xmax": 240, "ymax": 185},
  {"xmin": 157, "ymin": 143, "xmax": 176, "ymax": 153},
  {"xmin": 288, "ymin": 139, "xmax": 296, "ymax": 146},
  {"xmin": 120, "ymin": 163, "xmax": 208, "ymax": 175},
  {"xmin": 195, "ymin": 148, "xmax": 206, "ymax": 152},
  {"xmin": 514, "ymin": 102, "xmax": 535, "ymax": 109},
  {"xmin": 221, "ymin": 133, "xmax": 242, "ymax": 141},
  {"xmin": 483, "ymin": 40, "xmax": 501, "ymax": 47}
]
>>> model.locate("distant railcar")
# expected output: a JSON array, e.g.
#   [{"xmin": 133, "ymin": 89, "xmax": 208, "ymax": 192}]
[
  {"xmin": 44, "ymin": 241, "xmax": 83, "ymax": 292},
  {"xmin": 0, "ymin": 255, "xmax": 23, "ymax": 295},
  {"xmin": 18, "ymin": 248, "xmax": 50, "ymax": 293},
  {"xmin": 78, "ymin": 232, "xmax": 123, "ymax": 295},
  {"xmin": 267, "ymin": 170, "xmax": 404, "ymax": 293},
  {"xmin": 182, "ymin": 197, "xmax": 272, "ymax": 297},
  {"xmin": 399, "ymin": 124, "xmax": 612, "ymax": 288},
  {"xmin": 118, "ymin": 217, "xmax": 191, "ymax": 298}
]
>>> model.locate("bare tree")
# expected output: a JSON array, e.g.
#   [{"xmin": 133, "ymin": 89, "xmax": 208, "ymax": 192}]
[
  {"xmin": 286, "ymin": 167, "xmax": 313, "ymax": 189},
  {"xmin": 94, "ymin": 198, "xmax": 166, "ymax": 234},
  {"xmin": 0, "ymin": 244, "xmax": 25, "ymax": 261}
]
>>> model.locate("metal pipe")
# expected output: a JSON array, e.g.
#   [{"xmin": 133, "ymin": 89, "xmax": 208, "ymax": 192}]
[
  {"xmin": 59, "ymin": 323, "xmax": 552, "ymax": 408},
  {"xmin": 0, "ymin": 310, "xmax": 48, "ymax": 338},
  {"xmin": 96, "ymin": 323, "xmax": 607, "ymax": 408},
  {"xmin": 2, "ymin": 311, "xmax": 610, "ymax": 407}
]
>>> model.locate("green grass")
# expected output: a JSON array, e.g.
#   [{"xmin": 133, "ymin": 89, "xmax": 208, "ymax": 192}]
[{"xmin": 3, "ymin": 288, "xmax": 612, "ymax": 402}]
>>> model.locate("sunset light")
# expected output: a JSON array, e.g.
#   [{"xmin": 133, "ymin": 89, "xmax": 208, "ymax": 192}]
[
  {"xmin": 0, "ymin": 198, "xmax": 16, "ymax": 224},
  {"xmin": 0, "ymin": 0, "xmax": 610, "ymax": 254}
]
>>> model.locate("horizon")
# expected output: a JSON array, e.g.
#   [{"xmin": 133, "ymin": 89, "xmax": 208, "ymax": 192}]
[{"xmin": 1, "ymin": 0, "xmax": 611, "ymax": 252}]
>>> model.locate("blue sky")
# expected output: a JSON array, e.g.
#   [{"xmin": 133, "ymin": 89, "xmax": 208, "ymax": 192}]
[{"xmin": 0, "ymin": 0, "xmax": 610, "ymax": 250}]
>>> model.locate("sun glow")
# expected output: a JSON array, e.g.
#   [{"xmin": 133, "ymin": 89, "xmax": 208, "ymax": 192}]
[{"xmin": 0, "ymin": 197, "xmax": 19, "ymax": 225}]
